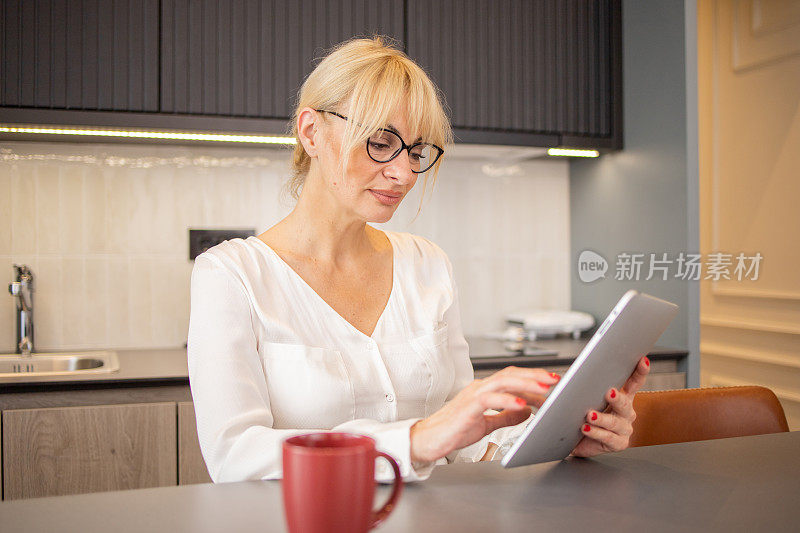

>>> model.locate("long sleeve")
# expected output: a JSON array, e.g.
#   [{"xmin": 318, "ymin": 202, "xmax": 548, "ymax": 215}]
[{"xmin": 187, "ymin": 255, "xmax": 434, "ymax": 483}]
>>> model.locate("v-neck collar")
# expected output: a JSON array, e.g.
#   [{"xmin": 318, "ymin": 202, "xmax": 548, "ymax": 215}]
[{"xmin": 246, "ymin": 231, "xmax": 397, "ymax": 341}]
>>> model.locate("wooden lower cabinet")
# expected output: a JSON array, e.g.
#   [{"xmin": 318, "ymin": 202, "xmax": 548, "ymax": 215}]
[
  {"xmin": 178, "ymin": 401, "xmax": 212, "ymax": 485},
  {"xmin": 2, "ymin": 402, "xmax": 177, "ymax": 500}
]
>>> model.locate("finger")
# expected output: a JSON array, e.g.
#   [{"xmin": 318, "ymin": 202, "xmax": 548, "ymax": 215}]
[
  {"xmin": 484, "ymin": 407, "xmax": 533, "ymax": 433},
  {"xmin": 494, "ymin": 366, "xmax": 561, "ymax": 387},
  {"xmin": 524, "ymin": 393, "xmax": 548, "ymax": 408},
  {"xmin": 477, "ymin": 391, "xmax": 532, "ymax": 414},
  {"xmin": 580, "ymin": 423, "xmax": 629, "ymax": 453},
  {"xmin": 586, "ymin": 410, "xmax": 633, "ymax": 437},
  {"xmin": 480, "ymin": 375, "xmax": 555, "ymax": 396},
  {"xmin": 621, "ymin": 357, "xmax": 650, "ymax": 395},
  {"xmin": 606, "ymin": 387, "xmax": 636, "ymax": 421}
]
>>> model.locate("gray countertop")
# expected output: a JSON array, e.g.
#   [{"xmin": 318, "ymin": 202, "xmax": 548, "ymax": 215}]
[
  {"xmin": 1, "ymin": 431, "xmax": 797, "ymax": 532},
  {"xmin": 0, "ymin": 347, "xmax": 188, "ymax": 388},
  {"xmin": 0, "ymin": 336, "xmax": 688, "ymax": 389}
]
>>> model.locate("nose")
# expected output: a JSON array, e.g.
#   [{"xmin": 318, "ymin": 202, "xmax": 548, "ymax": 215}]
[{"xmin": 382, "ymin": 149, "xmax": 416, "ymax": 184}]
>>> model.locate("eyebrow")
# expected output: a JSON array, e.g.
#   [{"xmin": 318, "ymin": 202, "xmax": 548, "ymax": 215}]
[{"xmin": 385, "ymin": 123, "xmax": 423, "ymax": 143}]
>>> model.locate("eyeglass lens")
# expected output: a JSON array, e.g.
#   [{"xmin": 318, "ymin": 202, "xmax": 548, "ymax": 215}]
[{"xmin": 367, "ymin": 130, "xmax": 438, "ymax": 173}]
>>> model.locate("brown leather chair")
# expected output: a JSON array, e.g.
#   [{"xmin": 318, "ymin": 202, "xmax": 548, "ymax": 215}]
[{"xmin": 630, "ymin": 386, "xmax": 789, "ymax": 447}]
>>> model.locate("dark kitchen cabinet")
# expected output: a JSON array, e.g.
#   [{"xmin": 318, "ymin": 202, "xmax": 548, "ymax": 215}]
[
  {"xmin": 0, "ymin": 0, "xmax": 159, "ymax": 112},
  {"xmin": 160, "ymin": 0, "xmax": 404, "ymax": 119},
  {"xmin": 0, "ymin": 0, "xmax": 621, "ymax": 149},
  {"xmin": 407, "ymin": 0, "xmax": 622, "ymax": 149}
]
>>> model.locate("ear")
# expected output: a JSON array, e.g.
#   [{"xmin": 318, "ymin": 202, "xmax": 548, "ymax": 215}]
[{"xmin": 297, "ymin": 107, "xmax": 321, "ymax": 157}]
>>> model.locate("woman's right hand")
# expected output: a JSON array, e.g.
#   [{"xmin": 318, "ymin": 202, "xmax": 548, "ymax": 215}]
[{"xmin": 409, "ymin": 367, "xmax": 560, "ymax": 463}]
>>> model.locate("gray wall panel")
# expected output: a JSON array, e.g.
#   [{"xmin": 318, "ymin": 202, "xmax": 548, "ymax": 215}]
[
  {"xmin": 19, "ymin": 0, "xmax": 34, "ymax": 106},
  {"xmin": 112, "ymin": 0, "xmax": 128, "ymax": 110},
  {"xmin": 84, "ymin": 0, "xmax": 98, "ymax": 108},
  {"xmin": 161, "ymin": 0, "xmax": 403, "ymax": 119},
  {"xmin": 160, "ymin": 0, "xmax": 173, "ymax": 112},
  {"xmin": 142, "ymin": 0, "xmax": 158, "ymax": 111},
  {"xmin": 186, "ymin": 0, "xmax": 202, "ymax": 114},
  {"xmin": 230, "ymin": 0, "xmax": 245, "ymax": 117},
  {"xmin": 65, "ymin": 0, "xmax": 82, "ymax": 108},
  {"xmin": 407, "ymin": 0, "xmax": 615, "ymax": 138},
  {"xmin": 34, "ymin": 0, "xmax": 51, "ymax": 107},
  {"xmin": 217, "ymin": 1, "xmax": 232, "ymax": 116},
  {"xmin": 570, "ymin": 0, "xmax": 694, "ymax": 376},
  {"xmin": 245, "ymin": 0, "xmax": 260, "ymax": 117},
  {"xmin": 2, "ymin": 2, "xmax": 15, "ymax": 105},
  {"xmin": 410, "ymin": 0, "xmax": 617, "ymax": 140},
  {"xmin": 96, "ymin": 1, "xmax": 113, "ymax": 109},
  {"xmin": 127, "ymin": 0, "xmax": 143, "ymax": 110},
  {"xmin": 0, "ymin": 0, "xmax": 158, "ymax": 112}
]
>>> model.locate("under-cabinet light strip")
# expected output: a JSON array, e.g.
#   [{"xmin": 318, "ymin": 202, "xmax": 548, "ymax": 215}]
[
  {"xmin": 547, "ymin": 148, "xmax": 600, "ymax": 157},
  {"xmin": 0, "ymin": 124, "xmax": 297, "ymax": 145}
]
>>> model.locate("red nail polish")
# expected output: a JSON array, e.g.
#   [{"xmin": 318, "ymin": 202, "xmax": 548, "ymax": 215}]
[
  {"xmin": 591, "ymin": 412, "xmax": 598, "ymax": 421},
  {"xmin": 550, "ymin": 372, "xmax": 560, "ymax": 380},
  {"xmin": 583, "ymin": 424, "xmax": 591, "ymax": 432},
  {"xmin": 645, "ymin": 357, "xmax": 650, "ymax": 367},
  {"xmin": 516, "ymin": 397, "xmax": 526, "ymax": 406},
  {"xmin": 610, "ymin": 389, "xmax": 616, "ymax": 399}
]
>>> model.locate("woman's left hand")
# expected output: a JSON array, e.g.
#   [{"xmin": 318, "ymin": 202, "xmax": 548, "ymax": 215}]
[{"xmin": 570, "ymin": 356, "xmax": 650, "ymax": 457}]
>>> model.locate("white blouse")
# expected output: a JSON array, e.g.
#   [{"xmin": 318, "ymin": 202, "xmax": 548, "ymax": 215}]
[{"xmin": 187, "ymin": 230, "xmax": 528, "ymax": 483}]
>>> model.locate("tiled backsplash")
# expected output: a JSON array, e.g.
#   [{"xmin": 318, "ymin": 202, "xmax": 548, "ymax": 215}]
[{"xmin": 0, "ymin": 141, "xmax": 569, "ymax": 351}]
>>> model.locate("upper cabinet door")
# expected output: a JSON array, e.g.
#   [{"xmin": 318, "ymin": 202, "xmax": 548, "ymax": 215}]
[
  {"xmin": 159, "ymin": 0, "xmax": 405, "ymax": 119},
  {"xmin": 0, "ymin": 0, "xmax": 159, "ymax": 111},
  {"xmin": 406, "ymin": 0, "xmax": 621, "ymax": 148}
]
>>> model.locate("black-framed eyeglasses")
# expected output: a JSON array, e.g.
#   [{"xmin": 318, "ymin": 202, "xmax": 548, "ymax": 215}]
[{"xmin": 315, "ymin": 109, "xmax": 444, "ymax": 174}]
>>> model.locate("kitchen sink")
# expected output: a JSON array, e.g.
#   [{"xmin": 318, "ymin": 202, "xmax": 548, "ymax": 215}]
[{"xmin": 0, "ymin": 351, "xmax": 120, "ymax": 377}]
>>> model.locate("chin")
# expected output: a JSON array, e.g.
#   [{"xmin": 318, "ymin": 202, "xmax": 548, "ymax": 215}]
[{"xmin": 369, "ymin": 210, "xmax": 396, "ymax": 224}]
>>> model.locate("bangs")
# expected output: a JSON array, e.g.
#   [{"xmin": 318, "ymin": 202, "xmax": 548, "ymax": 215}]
[
  {"xmin": 340, "ymin": 56, "xmax": 451, "ymax": 156},
  {"xmin": 288, "ymin": 36, "xmax": 452, "ymax": 207}
]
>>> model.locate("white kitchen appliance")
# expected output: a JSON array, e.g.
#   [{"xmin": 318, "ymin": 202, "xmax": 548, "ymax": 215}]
[{"xmin": 504, "ymin": 309, "xmax": 596, "ymax": 340}]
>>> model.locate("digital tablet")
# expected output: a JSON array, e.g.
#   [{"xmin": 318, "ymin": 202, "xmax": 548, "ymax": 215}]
[{"xmin": 501, "ymin": 290, "xmax": 679, "ymax": 468}]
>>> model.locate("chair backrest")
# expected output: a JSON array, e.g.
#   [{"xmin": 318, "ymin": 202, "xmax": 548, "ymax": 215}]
[{"xmin": 630, "ymin": 386, "xmax": 789, "ymax": 447}]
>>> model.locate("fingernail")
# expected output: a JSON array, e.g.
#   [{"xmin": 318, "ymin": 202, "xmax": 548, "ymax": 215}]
[
  {"xmin": 610, "ymin": 389, "xmax": 617, "ymax": 399},
  {"xmin": 550, "ymin": 372, "xmax": 560, "ymax": 380},
  {"xmin": 583, "ymin": 424, "xmax": 591, "ymax": 432},
  {"xmin": 644, "ymin": 357, "xmax": 650, "ymax": 367},
  {"xmin": 591, "ymin": 412, "xmax": 598, "ymax": 421},
  {"xmin": 516, "ymin": 397, "xmax": 527, "ymax": 406}
]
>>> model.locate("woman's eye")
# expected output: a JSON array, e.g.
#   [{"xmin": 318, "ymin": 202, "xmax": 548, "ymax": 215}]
[
  {"xmin": 410, "ymin": 152, "xmax": 426, "ymax": 162},
  {"xmin": 369, "ymin": 141, "xmax": 390, "ymax": 150}
]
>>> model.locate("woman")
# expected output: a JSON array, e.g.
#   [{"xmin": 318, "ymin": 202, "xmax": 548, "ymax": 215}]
[{"xmin": 187, "ymin": 37, "xmax": 649, "ymax": 483}]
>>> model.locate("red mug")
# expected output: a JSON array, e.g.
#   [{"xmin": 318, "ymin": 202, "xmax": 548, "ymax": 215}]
[{"xmin": 282, "ymin": 432, "xmax": 403, "ymax": 533}]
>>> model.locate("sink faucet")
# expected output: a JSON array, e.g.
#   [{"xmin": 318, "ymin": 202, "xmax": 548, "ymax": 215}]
[{"xmin": 8, "ymin": 264, "xmax": 34, "ymax": 356}]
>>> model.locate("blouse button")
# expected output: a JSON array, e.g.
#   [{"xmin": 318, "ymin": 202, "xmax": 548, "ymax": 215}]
[{"xmin": 385, "ymin": 393, "xmax": 395, "ymax": 403}]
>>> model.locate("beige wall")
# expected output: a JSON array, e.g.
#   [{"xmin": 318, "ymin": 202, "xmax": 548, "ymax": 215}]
[
  {"xmin": 0, "ymin": 141, "xmax": 570, "ymax": 352},
  {"xmin": 699, "ymin": 0, "xmax": 800, "ymax": 429}
]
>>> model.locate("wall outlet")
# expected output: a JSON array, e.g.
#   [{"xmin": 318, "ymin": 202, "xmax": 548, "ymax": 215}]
[{"xmin": 189, "ymin": 229, "xmax": 255, "ymax": 260}]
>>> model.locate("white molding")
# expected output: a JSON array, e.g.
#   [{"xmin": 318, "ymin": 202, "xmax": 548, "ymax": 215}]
[
  {"xmin": 701, "ymin": 342, "xmax": 800, "ymax": 370},
  {"xmin": 700, "ymin": 316, "xmax": 800, "ymax": 335},
  {"xmin": 732, "ymin": 0, "xmax": 800, "ymax": 72},
  {"xmin": 711, "ymin": 285, "xmax": 800, "ymax": 301}
]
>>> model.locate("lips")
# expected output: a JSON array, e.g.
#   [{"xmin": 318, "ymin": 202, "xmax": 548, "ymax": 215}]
[
  {"xmin": 370, "ymin": 189, "xmax": 402, "ymax": 198},
  {"xmin": 369, "ymin": 189, "xmax": 403, "ymax": 205}
]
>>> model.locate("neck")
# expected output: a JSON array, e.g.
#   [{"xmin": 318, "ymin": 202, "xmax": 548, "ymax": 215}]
[{"xmin": 272, "ymin": 173, "xmax": 381, "ymax": 266}]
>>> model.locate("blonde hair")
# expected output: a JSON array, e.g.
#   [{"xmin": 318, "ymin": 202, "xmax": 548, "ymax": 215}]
[{"xmin": 286, "ymin": 36, "xmax": 453, "ymax": 216}]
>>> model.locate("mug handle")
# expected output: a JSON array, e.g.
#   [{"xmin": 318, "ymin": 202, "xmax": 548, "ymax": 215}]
[{"xmin": 371, "ymin": 451, "xmax": 404, "ymax": 528}]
